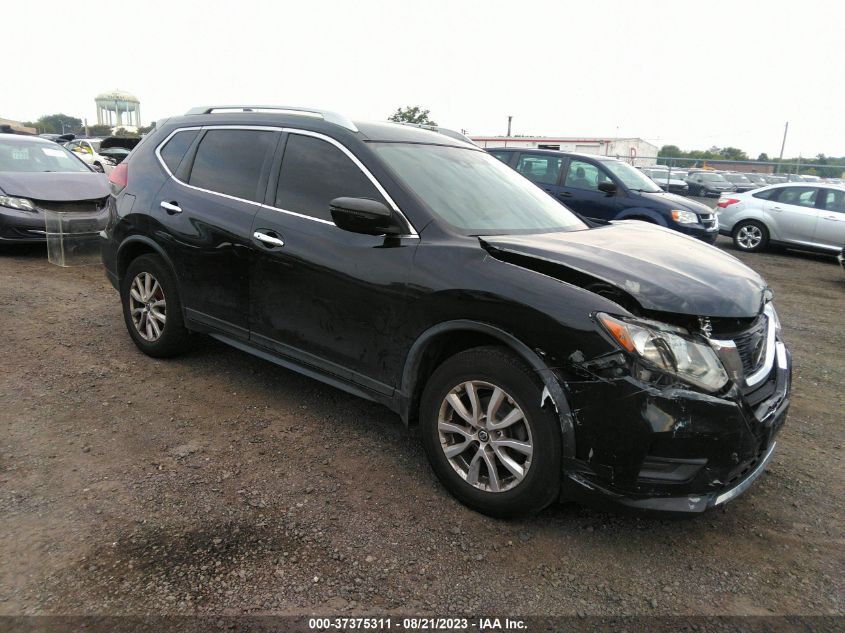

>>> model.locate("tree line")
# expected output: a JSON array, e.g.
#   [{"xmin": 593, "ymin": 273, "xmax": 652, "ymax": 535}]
[{"xmin": 658, "ymin": 144, "xmax": 845, "ymax": 177}]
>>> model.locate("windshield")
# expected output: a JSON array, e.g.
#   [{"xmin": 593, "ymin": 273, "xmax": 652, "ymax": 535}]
[
  {"xmin": 601, "ymin": 160, "xmax": 662, "ymax": 192},
  {"xmin": 725, "ymin": 174, "xmax": 750, "ymax": 183},
  {"xmin": 701, "ymin": 173, "xmax": 728, "ymax": 182},
  {"xmin": 0, "ymin": 139, "xmax": 91, "ymax": 173},
  {"xmin": 372, "ymin": 143, "xmax": 587, "ymax": 234}
]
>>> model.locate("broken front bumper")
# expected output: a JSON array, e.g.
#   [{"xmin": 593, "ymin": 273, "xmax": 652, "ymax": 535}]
[{"xmin": 560, "ymin": 340, "xmax": 791, "ymax": 514}]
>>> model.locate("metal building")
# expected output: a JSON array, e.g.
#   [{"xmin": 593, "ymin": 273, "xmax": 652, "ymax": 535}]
[
  {"xmin": 95, "ymin": 90, "xmax": 142, "ymax": 128},
  {"xmin": 470, "ymin": 136, "xmax": 659, "ymax": 165}
]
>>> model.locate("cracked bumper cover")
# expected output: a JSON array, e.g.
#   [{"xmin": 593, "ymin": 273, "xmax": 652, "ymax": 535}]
[{"xmin": 559, "ymin": 341, "xmax": 791, "ymax": 514}]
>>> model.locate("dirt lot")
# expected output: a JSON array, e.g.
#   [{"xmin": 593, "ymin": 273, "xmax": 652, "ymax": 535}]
[{"xmin": 0, "ymin": 236, "xmax": 843, "ymax": 617}]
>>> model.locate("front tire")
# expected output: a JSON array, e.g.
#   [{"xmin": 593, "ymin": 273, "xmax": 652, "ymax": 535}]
[
  {"xmin": 733, "ymin": 220, "xmax": 769, "ymax": 252},
  {"xmin": 121, "ymin": 254, "xmax": 191, "ymax": 357},
  {"xmin": 420, "ymin": 346, "xmax": 562, "ymax": 518}
]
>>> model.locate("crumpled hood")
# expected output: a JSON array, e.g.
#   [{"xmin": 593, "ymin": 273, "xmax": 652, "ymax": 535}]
[
  {"xmin": 0, "ymin": 172, "xmax": 109, "ymax": 202},
  {"xmin": 480, "ymin": 222, "xmax": 767, "ymax": 318}
]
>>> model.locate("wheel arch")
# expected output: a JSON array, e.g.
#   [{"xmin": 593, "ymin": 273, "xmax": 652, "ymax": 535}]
[
  {"xmin": 398, "ymin": 320, "xmax": 575, "ymax": 458},
  {"xmin": 730, "ymin": 213, "xmax": 777, "ymax": 240},
  {"xmin": 117, "ymin": 235, "xmax": 180, "ymax": 285},
  {"xmin": 614, "ymin": 208, "xmax": 668, "ymax": 226}
]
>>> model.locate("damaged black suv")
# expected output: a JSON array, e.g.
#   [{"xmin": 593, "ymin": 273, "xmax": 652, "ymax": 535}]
[{"xmin": 101, "ymin": 105, "xmax": 791, "ymax": 517}]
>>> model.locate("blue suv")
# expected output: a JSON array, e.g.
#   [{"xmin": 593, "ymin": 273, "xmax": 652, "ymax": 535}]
[{"xmin": 488, "ymin": 148, "xmax": 719, "ymax": 243}]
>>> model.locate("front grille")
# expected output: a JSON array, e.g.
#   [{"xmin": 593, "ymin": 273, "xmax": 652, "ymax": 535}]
[
  {"xmin": 700, "ymin": 213, "xmax": 716, "ymax": 229},
  {"xmin": 34, "ymin": 198, "xmax": 107, "ymax": 214},
  {"xmin": 734, "ymin": 315, "xmax": 769, "ymax": 374}
]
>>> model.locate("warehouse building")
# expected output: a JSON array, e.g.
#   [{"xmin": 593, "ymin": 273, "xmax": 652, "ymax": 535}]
[{"xmin": 470, "ymin": 136, "xmax": 659, "ymax": 165}]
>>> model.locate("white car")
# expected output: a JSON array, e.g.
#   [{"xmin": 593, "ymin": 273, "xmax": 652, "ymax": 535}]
[
  {"xmin": 717, "ymin": 183, "xmax": 845, "ymax": 254},
  {"xmin": 66, "ymin": 137, "xmax": 139, "ymax": 174}
]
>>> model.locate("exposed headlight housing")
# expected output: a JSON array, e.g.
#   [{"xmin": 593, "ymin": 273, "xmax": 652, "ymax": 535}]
[
  {"xmin": 671, "ymin": 209, "xmax": 698, "ymax": 224},
  {"xmin": 0, "ymin": 195, "xmax": 37, "ymax": 212},
  {"xmin": 597, "ymin": 313, "xmax": 729, "ymax": 392}
]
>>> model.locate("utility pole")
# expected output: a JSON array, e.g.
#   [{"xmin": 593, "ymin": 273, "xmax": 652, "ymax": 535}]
[
  {"xmin": 777, "ymin": 121, "xmax": 788, "ymax": 174},
  {"xmin": 507, "ymin": 116, "xmax": 512, "ymax": 137}
]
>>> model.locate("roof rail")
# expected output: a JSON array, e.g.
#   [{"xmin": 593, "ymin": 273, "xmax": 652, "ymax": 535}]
[{"xmin": 184, "ymin": 105, "xmax": 358, "ymax": 132}]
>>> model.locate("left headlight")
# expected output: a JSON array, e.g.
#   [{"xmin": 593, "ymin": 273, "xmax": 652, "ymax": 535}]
[
  {"xmin": 0, "ymin": 195, "xmax": 37, "ymax": 212},
  {"xmin": 597, "ymin": 313, "xmax": 729, "ymax": 392},
  {"xmin": 671, "ymin": 209, "xmax": 698, "ymax": 224}
]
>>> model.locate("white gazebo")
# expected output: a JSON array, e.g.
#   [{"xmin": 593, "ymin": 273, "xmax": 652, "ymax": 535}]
[{"xmin": 95, "ymin": 89, "xmax": 141, "ymax": 128}]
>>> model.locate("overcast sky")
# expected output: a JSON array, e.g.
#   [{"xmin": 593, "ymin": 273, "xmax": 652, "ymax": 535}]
[{"xmin": 5, "ymin": 0, "xmax": 842, "ymax": 157}]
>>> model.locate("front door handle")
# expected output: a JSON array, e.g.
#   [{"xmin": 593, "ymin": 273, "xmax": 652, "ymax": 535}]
[
  {"xmin": 558, "ymin": 191, "xmax": 572, "ymax": 198},
  {"xmin": 822, "ymin": 215, "xmax": 840, "ymax": 221},
  {"xmin": 160, "ymin": 201, "xmax": 182, "ymax": 214},
  {"xmin": 253, "ymin": 231, "xmax": 285, "ymax": 248},
  {"xmin": 771, "ymin": 206, "xmax": 783, "ymax": 212}
]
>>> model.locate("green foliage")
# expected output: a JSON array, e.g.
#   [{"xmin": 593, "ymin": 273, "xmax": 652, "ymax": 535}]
[
  {"xmin": 25, "ymin": 113, "xmax": 83, "ymax": 135},
  {"xmin": 88, "ymin": 124, "xmax": 113, "ymax": 137},
  {"xmin": 137, "ymin": 124, "xmax": 155, "ymax": 135},
  {"xmin": 388, "ymin": 106, "xmax": 437, "ymax": 126},
  {"xmin": 757, "ymin": 153, "xmax": 769, "ymax": 161}
]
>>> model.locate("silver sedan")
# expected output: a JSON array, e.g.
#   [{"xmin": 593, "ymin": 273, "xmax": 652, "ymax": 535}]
[{"xmin": 716, "ymin": 183, "xmax": 845, "ymax": 254}]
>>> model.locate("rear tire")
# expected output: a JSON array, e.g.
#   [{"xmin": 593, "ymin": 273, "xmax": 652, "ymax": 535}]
[
  {"xmin": 121, "ymin": 254, "xmax": 191, "ymax": 357},
  {"xmin": 733, "ymin": 220, "xmax": 769, "ymax": 252},
  {"xmin": 419, "ymin": 346, "xmax": 562, "ymax": 518}
]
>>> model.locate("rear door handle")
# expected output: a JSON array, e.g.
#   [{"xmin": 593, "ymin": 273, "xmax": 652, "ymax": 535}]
[
  {"xmin": 253, "ymin": 231, "xmax": 285, "ymax": 248},
  {"xmin": 160, "ymin": 201, "xmax": 182, "ymax": 214},
  {"xmin": 823, "ymin": 215, "xmax": 841, "ymax": 221},
  {"xmin": 771, "ymin": 206, "xmax": 783, "ymax": 212}
]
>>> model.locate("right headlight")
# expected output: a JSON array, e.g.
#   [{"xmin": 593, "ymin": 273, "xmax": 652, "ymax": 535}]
[
  {"xmin": 597, "ymin": 313, "xmax": 729, "ymax": 392},
  {"xmin": 0, "ymin": 195, "xmax": 37, "ymax": 212},
  {"xmin": 671, "ymin": 209, "xmax": 698, "ymax": 224}
]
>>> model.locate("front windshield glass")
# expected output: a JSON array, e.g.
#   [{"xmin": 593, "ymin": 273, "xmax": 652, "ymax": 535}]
[
  {"xmin": 725, "ymin": 174, "xmax": 750, "ymax": 183},
  {"xmin": 601, "ymin": 160, "xmax": 662, "ymax": 192},
  {"xmin": 702, "ymin": 173, "xmax": 728, "ymax": 182},
  {"xmin": 371, "ymin": 143, "xmax": 587, "ymax": 234},
  {"xmin": 0, "ymin": 139, "xmax": 91, "ymax": 173}
]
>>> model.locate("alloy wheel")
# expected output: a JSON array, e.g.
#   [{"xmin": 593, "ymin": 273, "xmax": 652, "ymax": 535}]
[
  {"xmin": 129, "ymin": 272, "xmax": 167, "ymax": 341},
  {"xmin": 437, "ymin": 380, "xmax": 533, "ymax": 493},
  {"xmin": 736, "ymin": 225, "xmax": 763, "ymax": 250}
]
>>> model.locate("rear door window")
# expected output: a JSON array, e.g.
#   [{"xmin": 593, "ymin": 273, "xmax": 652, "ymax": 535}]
[
  {"xmin": 275, "ymin": 134, "xmax": 384, "ymax": 221},
  {"xmin": 778, "ymin": 186, "xmax": 819, "ymax": 208},
  {"xmin": 188, "ymin": 129, "xmax": 276, "ymax": 202},
  {"xmin": 159, "ymin": 129, "xmax": 200, "ymax": 174},
  {"xmin": 515, "ymin": 154, "xmax": 563, "ymax": 185},
  {"xmin": 821, "ymin": 189, "xmax": 845, "ymax": 213}
]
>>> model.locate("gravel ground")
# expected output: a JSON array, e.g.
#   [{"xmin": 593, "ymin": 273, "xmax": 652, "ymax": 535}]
[{"xmin": 0, "ymin": 235, "xmax": 843, "ymax": 617}]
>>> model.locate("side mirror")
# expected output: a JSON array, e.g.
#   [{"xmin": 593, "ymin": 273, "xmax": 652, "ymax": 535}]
[
  {"xmin": 598, "ymin": 181, "xmax": 617, "ymax": 196},
  {"xmin": 329, "ymin": 197, "xmax": 399, "ymax": 236}
]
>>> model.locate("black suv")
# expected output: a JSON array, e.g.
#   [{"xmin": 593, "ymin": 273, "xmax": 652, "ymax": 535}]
[
  {"xmin": 487, "ymin": 148, "xmax": 718, "ymax": 243},
  {"xmin": 102, "ymin": 106, "xmax": 791, "ymax": 517}
]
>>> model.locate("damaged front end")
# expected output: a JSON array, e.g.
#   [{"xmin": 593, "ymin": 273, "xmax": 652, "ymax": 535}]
[{"xmin": 559, "ymin": 301, "xmax": 790, "ymax": 514}]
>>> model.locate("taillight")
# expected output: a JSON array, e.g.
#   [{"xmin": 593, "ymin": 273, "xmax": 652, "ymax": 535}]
[
  {"xmin": 717, "ymin": 198, "xmax": 740, "ymax": 208},
  {"xmin": 108, "ymin": 162, "xmax": 128, "ymax": 194}
]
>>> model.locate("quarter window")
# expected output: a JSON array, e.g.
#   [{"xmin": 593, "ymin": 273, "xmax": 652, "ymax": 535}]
[
  {"xmin": 275, "ymin": 134, "xmax": 384, "ymax": 221},
  {"xmin": 160, "ymin": 129, "xmax": 200, "ymax": 174},
  {"xmin": 188, "ymin": 129, "xmax": 276, "ymax": 202},
  {"xmin": 515, "ymin": 154, "xmax": 563, "ymax": 185}
]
